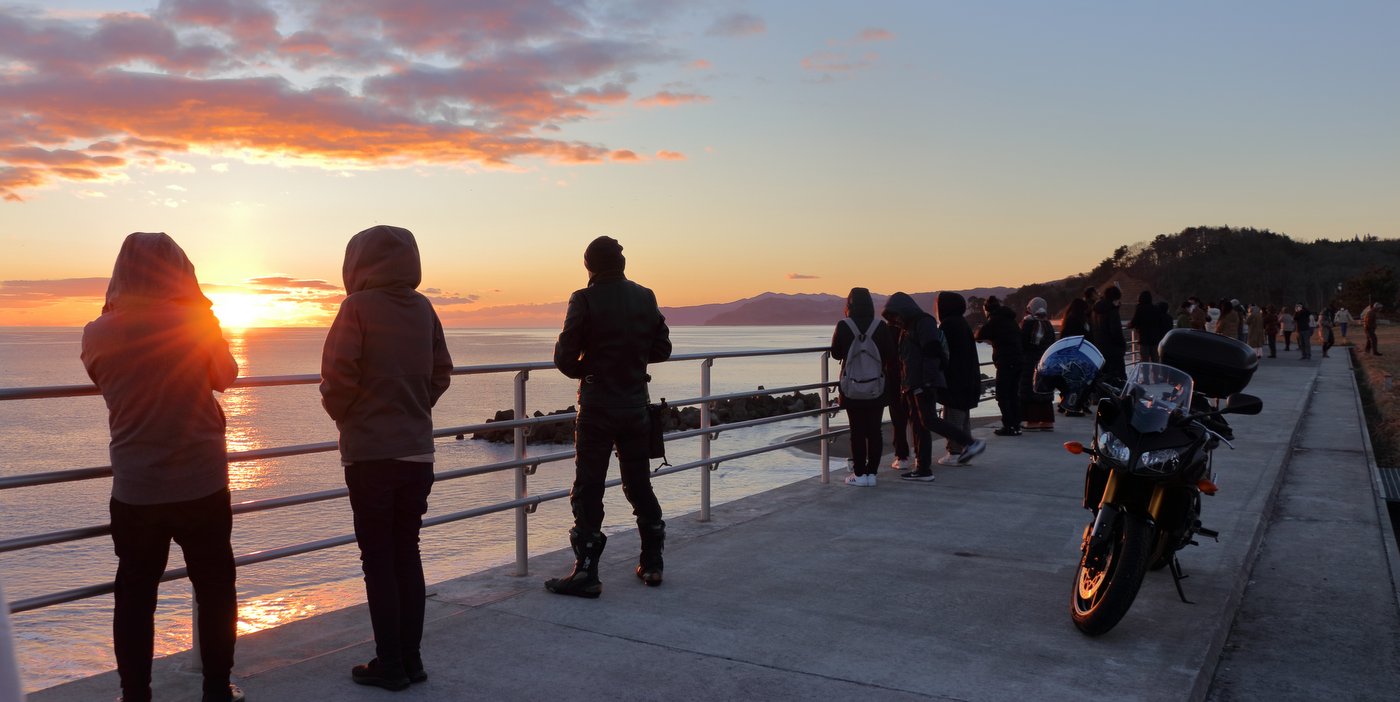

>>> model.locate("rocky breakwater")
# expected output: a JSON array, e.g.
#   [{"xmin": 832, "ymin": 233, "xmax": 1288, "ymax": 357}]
[{"xmin": 467, "ymin": 389, "xmax": 823, "ymax": 445}]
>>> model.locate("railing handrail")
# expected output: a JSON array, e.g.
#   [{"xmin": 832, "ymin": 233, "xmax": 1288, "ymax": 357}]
[{"xmin": 2, "ymin": 344, "xmax": 850, "ymax": 617}]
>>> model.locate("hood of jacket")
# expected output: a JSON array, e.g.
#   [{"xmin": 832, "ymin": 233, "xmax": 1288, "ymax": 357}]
[
  {"xmin": 881, "ymin": 291, "xmax": 924, "ymax": 327},
  {"xmin": 936, "ymin": 291, "xmax": 966, "ymax": 322},
  {"xmin": 102, "ymin": 232, "xmax": 210, "ymax": 313},
  {"xmin": 1026, "ymin": 296, "xmax": 1048, "ymax": 318},
  {"xmin": 343, "ymin": 225, "xmax": 422, "ymax": 294},
  {"xmin": 845, "ymin": 287, "xmax": 875, "ymax": 328}
]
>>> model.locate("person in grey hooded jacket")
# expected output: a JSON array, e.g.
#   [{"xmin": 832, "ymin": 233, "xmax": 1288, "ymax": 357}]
[
  {"xmin": 321, "ymin": 225, "xmax": 452, "ymax": 691},
  {"xmin": 81, "ymin": 232, "xmax": 242, "ymax": 702},
  {"xmin": 881, "ymin": 293, "xmax": 986, "ymax": 480}
]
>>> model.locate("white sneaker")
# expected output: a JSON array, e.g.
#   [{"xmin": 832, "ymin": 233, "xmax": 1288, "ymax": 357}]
[
  {"xmin": 843, "ymin": 472, "xmax": 861, "ymax": 486},
  {"xmin": 862, "ymin": 473, "xmax": 877, "ymax": 487},
  {"xmin": 936, "ymin": 453, "xmax": 961, "ymax": 466}
]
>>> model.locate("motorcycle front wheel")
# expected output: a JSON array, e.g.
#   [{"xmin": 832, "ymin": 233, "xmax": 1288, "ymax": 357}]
[{"xmin": 1070, "ymin": 510, "xmax": 1154, "ymax": 636}]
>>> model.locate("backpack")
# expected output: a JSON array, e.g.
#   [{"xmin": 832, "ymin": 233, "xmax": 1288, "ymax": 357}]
[{"xmin": 839, "ymin": 318, "xmax": 885, "ymax": 401}]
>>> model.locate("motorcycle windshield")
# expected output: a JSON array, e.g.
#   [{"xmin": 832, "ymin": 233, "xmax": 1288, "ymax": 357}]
[{"xmin": 1121, "ymin": 363, "xmax": 1194, "ymax": 434}]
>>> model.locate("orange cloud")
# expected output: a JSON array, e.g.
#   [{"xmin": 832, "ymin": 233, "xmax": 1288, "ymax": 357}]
[
  {"xmin": 611, "ymin": 149, "xmax": 641, "ymax": 162},
  {"xmin": 786, "ymin": 273, "xmax": 820, "ymax": 280},
  {"xmin": 0, "ymin": 2, "xmax": 698, "ymax": 201},
  {"xmin": 857, "ymin": 28, "xmax": 896, "ymax": 43},
  {"xmin": 655, "ymin": 150, "xmax": 685, "ymax": 161},
  {"xmin": 689, "ymin": 59, "xmax": 712, "ymax": 70},
  {"xmin": 636, "ymin": 91, "xmax": 711, "ymax": 108},
  {"xmin": 801, "ymin": 51, "xmax": 879, "ymax": 75}
]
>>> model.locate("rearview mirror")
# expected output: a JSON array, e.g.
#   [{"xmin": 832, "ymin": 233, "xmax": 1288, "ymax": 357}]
[{"xmin": 1223, "ymin": 393, "xmax": 1263, "ymax": 416}]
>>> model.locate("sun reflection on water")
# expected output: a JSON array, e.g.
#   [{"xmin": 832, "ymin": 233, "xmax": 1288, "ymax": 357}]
[
  {"xmin": 221, "ymin": 331, "xmax": 268, "ymax": 491},
  {"xmin": 237, "ymin": 596, "xmax": 321, "ymax": 636}
]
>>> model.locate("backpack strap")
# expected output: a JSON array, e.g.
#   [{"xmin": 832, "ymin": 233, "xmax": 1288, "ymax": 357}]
[{"xmin": 843, "ymin": 317, "xmax": 864, "ymax": 340}]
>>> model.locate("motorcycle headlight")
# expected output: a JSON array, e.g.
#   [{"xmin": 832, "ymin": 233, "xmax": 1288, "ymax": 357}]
[
  {"xmin": 1134, "ymin": 446, "xmax": 1187, "ymax": 475},
  {"xmin": 1097, "ymin": 431, "xmax": 1131, "ymax": 465}
]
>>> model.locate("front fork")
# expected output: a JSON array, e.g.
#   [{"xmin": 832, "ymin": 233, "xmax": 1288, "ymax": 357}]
[{"xmin": 1082, "ymin": 467, "xmax": 1167, "ymax": 569}]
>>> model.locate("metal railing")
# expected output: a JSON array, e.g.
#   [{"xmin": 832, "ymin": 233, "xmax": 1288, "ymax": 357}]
[{"xmin": 1, "ymin": 347, "xmax": 849, "ymax": 615}]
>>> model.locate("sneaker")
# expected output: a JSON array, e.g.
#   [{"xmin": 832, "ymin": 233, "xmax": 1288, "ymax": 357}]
[
  {"xmin": 352, "ymin": 658, "xmax": 411, "ymax": 691},
  {"xmin": 201, "ymin": 684, "xmax": 245, "ymax": 702},
  {"xmin": 993, "ymin": 426, "xmax": 1022, "ymax": 437},
  {"xmin": 890, "ymin": 457, "xmax": 909, "ymax": 471},
  {"xmin": 899, "ymin": 469, "xmax": 936, "ymax": 482},
  {"xmin": 843, "ymin": 473, "xmax": 863, "ymax": 486},
  {"xmin": 936, "ymin": 453, "xmax": 961, "ymax": 466},
  {"xmin": 861, "ymin": 473, "xmax": 877, "ymax": 487},
  {"xmin": 957, "ymin": 439, "xmax": 986, "ymax": 464}
]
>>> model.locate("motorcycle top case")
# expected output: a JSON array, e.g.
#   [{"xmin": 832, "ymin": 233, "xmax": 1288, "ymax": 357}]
[{"xmin": 1157, "ymin": 328, "xmax": 1258, "ymax": 397}]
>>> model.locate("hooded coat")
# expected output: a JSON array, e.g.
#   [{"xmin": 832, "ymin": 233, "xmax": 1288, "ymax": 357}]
[
  {"xmin": 320, "ymin": 225, "xmax": 453, "ymax": 463},
  {"xmin": 830, "ymin": 288, "xmax": 898, "ymax": 408},
  {"xmin": 81, "ymin": 232, "xmax": 239, "ymax": 505},
  {"xmin": 554, "ymin": 236, "xmax": 672, "ymax": 408},
  {"xmin": 976, "ymin": 302, "xmax": 1021, "ymax": 368},
  {"xmin": 880, "ymin": 292, "xmax": 947, "ymax": 392},
  {"xmin": 936, "ymin": 292, "xmax": 981, "ymax": 410}
]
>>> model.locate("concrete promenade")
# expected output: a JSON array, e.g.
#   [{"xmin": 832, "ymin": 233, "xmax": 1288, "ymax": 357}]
[{"xmin": 34, "ymin": 354, "xmax": 1400, "ymax": 701}]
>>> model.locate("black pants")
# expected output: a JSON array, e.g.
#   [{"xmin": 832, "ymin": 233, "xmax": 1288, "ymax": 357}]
[
  {"xmin": 110, "ymin": 489, "xmax": 236, "ymax": 702},
  {"xmin": 1322, "ymin": 327, "xmax": 1335, "ymax": 355},
  {"xmin": 1268, "ymin": 333, "xmax": 1277, "ymax": 357},
  {"xmin": 1283, "ymin": 330, "xmax": 1292, "ymax": 350},
  {"xmin": 1366, "ymin": 328, "xmax": 1379, "ymax": 354},
  {"xmin": 844, "ymin": 404, "xmax": 884, "ymax": 476},
  {"xmin": 994, "ymin": 362, "xmax": 1022, "ymax": 429},
  {"xmin": 345, "ymin": 461, "xmax": 434, "ymax": 669},
  {"xmin": 1297, "ymin": 328, "xmax": 1312, "ymax": 359},
  {"xmin": 888, "ymin": 393, "xmax": 910, "ymax": 460},
  {"xmin": 571, "ymin": 405, "xmax": 663, "ymax": 535},
  {"xmin": 908, "ymin": 392, "xmax": 975, "ymax": 470}
]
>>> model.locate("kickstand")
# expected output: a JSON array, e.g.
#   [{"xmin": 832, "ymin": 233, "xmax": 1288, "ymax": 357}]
[{"xmin": 1168, "ymin": 558, "xmax": 1195, "ymax": 604}]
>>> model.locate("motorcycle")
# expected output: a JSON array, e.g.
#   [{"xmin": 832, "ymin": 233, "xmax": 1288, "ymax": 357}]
[{"xmin": 1035, "ymin": 331, "xmax": 1262, "ymax": 636}]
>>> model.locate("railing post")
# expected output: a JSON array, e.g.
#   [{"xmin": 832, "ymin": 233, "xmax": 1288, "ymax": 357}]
[
  {"xmin": 820, "ymin": 351, "xmax": 830, "ymax": 484},
  {"xmin": 699, "ymin": 358, "xmax": 714, "ymax": 522},
  {"xmin": 513, "ymin": 370, "xmax": 529, "ymax": 576}
]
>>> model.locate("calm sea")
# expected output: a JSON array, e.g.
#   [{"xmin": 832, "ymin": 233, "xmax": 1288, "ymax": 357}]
[{"xmin": 2, "ymin": 324, "xmax": 914, "ymax": 692}]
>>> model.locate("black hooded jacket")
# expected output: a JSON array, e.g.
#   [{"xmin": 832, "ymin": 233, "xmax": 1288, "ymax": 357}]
[
  {"xmin": 554, "ymin": 239, "xmax": 672, "ymax": 409},
  {"xmin": 830, "ymin": 288, "xmax": 898, "ymax": 407},
  {"xmin": 880, "ymin": 292, "xmax": 947, "ymax": 392},
  {"xmin": 936, "ymin": 292, "xmax": 981, "ymax": 410},
  {"xmin": 976, "ymin": 304, "xmax": 1021, "ymax": 368}
]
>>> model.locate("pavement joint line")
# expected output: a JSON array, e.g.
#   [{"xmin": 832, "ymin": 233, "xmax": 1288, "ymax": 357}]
[{"xmin": 487, "ymin": 607, "xmax": 967, "ymax": 701}]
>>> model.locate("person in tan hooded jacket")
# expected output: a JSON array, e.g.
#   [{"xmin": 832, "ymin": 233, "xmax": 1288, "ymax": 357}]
[
  {"xmin": 81, "ymin": 232, "xmax": 243, "ymax": 702},
  {"xmin": 321, "ymin": 225, "xmax": 452, "ymax": 691}
]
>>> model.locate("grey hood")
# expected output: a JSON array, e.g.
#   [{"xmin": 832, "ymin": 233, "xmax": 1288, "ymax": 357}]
[{"xmin": 343, "ymin": 225, "xmax": 422, "ymax": 294}]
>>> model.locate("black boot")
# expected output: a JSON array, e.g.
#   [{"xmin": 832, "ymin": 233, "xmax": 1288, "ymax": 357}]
[
  {"xmin": 545, "ymin": 529, "xmax": 606, "ymax": 598},
  {"xmin": 636, "ymin": 520, "xmax": 665, "ymax": 586}
]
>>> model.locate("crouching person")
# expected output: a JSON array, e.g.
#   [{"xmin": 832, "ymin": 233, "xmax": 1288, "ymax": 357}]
[
  {"xmin": 321, "ymin": 226, "xmax": 452, "ymax": 690},
  {"xmin": 81, "ymin": 233, "xmax": 243, "ymax": 702},
  {"xmin": 547, "ymin": 236, "xmax": 672, "ymax": 597}
]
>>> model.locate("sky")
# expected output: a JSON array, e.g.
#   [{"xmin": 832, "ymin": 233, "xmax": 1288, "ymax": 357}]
[{"xmin": 1, "ymin": 0, "xmax": 1397, "ymax": 327}]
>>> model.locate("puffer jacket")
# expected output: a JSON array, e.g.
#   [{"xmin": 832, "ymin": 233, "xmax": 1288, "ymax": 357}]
[
  {"xmin": 976, "ymin": 304, "xmax": 1021, "ymax": 368},
  {"xmin": 554, "ymin": 271, "xmax": 672, "ymax": 408},
  {"xmin": 881, "ymin": 292, "xmax": 947, "ymax": 392},
  {"xmin": 830, "ymin": 287, "xmax": 898, "ymax": 408},
  {"xmin": 321, "ymin": 225, "xmax": 453, "ymax": 463}
]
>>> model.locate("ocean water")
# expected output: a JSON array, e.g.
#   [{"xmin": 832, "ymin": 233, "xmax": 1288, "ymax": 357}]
[{"xmin": 0, "ymin": 324, "xmax": 887, "ymax": 692}]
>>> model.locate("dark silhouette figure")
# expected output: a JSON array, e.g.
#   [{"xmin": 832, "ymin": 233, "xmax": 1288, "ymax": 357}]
[
  {"xmin": 830, "ymin": 288, "xmax": 898, "ymax": 484},
  {"xmin": 1092, "ymin": 286, "xmax": 1126, "ymax": 384},
  {"xmin": 976, "ymin": 296, "xmax": 1022, "ymax": 435}
]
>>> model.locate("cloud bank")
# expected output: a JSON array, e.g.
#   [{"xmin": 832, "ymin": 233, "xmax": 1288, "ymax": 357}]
[{"xmin": 0, "ymin": 0, "xmax": 715, "ymax": 201}]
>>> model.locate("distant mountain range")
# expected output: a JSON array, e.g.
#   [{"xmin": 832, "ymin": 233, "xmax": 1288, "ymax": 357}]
[
  {"xmin": 660, "ymin": 289, "xmax": 1017, "ymax": 326},
  {"xmin": 436, "ymin": 288, "xmax": 1016, "ymax": 328}
]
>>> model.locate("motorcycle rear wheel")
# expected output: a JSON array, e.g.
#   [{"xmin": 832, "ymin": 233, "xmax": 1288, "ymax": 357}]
[{"xmin": 1070, "ymin": 511, "xmax": 1153, "ymax": 636}]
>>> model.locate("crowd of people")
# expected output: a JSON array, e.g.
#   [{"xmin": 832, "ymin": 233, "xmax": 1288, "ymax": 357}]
[{"xmin": 828, "ymin": 284, "xmax": 1389, "ymax": 490}]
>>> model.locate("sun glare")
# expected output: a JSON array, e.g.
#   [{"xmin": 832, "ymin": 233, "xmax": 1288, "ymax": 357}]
[{"xmin": 209, "ymin": 293, "xmax": 272, "ymax": 329}]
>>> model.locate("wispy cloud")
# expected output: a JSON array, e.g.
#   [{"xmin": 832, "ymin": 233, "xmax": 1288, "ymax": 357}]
[
  {"xmin": 0, "ymin": 1, "xmax": 715, "ymax": 201},
  {"xmin": 857, "ymin": 28, "xmax": 895, "ymax": 43},
  {"xmin": 636, "ymin": 90, "xmax": 710, "ymax": 108},
  {"xmin": 786, "ymin": 273, "xmax": 820, "ymax": 280},
  {"xmin": 803, "ymin": 28, "xmax": 893, "ymax": 80},
  {"xmin": 0, "ymin": 277, "xmax": 109, "ymax": 306},
  {"xmin": 706, "ymin": 12, "xmax": 765, "ymax": 38},
  {"xmin": 655, "ymin": 150, "xmax": 685, "ymax": 161}
]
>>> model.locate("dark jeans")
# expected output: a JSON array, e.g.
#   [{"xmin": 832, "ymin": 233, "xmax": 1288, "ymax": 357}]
[
  {"xmin": 1322, "ymin": 327, "xmax": 1335, "ymax": 355},
  {"xmin": 1298, "ymin": 328, "xmax": 1312, "ymax": 359},
  {"xmin": 908, "ymin": 391, "xmax": 975, "ymax": 470},
  {"xmin": 110, "ymin": 489, "xmax": 236, "ymax": 702},
  {"xmin": 888, "ymin": 393, "xmax": 910, "ymax": 460},
  {"xmin": 994, "ymin": 362, "xmax": 1022, "ymax": 429},
  {"xmin": 1283, "ymin": 330, "xmax": 1292, "ymax": 350},
  {"xmin": 843, "ymin": 404, "xmax": 884, "ymax": 476},
  {"xmin": 571, "ymin": 405, "xmax": 663, "ymax": 535},
  {"xmin": 1268, "ymin": 333, "xmax": 1277, "ymax": 357},
  {"xmin": 345, "ymin": 461, "xmax": 434, "ymax": 669},
  {"xmin": 1366, "ymin": 328, "xmax": 1380, "ymax": 354}
]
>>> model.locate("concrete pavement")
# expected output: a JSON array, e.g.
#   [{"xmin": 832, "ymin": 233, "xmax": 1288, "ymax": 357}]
[{"xmin": 32, "ymin": 353, "xmax": 1400, "ymax": 701}]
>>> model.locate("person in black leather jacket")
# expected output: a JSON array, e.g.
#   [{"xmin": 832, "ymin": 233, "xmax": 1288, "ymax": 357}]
[{"xmin": 546, "ymin": 236, "xmax": 672, "ymax": 598}]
